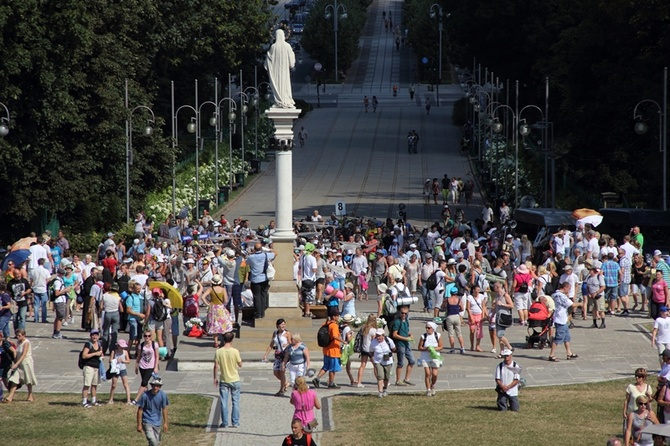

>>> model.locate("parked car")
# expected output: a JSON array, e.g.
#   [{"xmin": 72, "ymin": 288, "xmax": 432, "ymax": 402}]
[{"xmin": 597, "ymin": 208, "xmax": 670, "ymax": 254}]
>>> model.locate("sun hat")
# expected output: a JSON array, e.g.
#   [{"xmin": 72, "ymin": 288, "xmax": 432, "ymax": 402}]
[
  {"xmin": 344, "ymin": 282, "xmax": 354, "ymax": 289},
  {"xmin": 150, "ymin": 377, "xmax": 163, "ymax": 387},
  {"xmin": 211, "ymin": 274, "xmax": 223, "ymax": 285},
  {"xmin": 517, "ymin": 264, "xmax": 529, "ymax": 273},
  {"xmin": 342, "ymin": 314, "xmax": 355, "ymax": 323},
  {"xmin": 435, "ymin": 239, "xmax": 445, "ymax": 245},
  {"xmin": 184, "ymin": 258, "xmax": 195, "ymax": 264},
  {"xmin": 117, "ymin": 339, "xmax": 128, "ymax": 348},
  {"xmin": 447, "ymin": 258, "xmax": 456, "ymax": 265},
  {"xmin": 377, "ymin": 283, "xmax": 388, "ymax": 293},
  {"xmin": 304, "ymin": 242, "xmax": 316, "ymax": 252}
]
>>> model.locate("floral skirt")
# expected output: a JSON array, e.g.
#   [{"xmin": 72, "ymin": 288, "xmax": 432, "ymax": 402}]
[{"xmin": 207, "ymin": 304, "xmax": 233, "ymax": 335}]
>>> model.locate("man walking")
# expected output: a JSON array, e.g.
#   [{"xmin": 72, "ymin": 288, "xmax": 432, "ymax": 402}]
[
  {"xmin": 30, "ymin": 258, "xmax": 51, "ymax": 323},
  {"xmin": 312, "ymin": 308, "xmax": 342, "ymax": 389},
  {"xmin": 494, "ymin": 348, "xmax": 521, "ymax": 411},
  {"xmin": 548, "ymin": 281, "xmax": 579, "ymax": 362},
  {"xmin": 214, "ymin": 332, "xmax": 242, "ymax": 428},
  {"xmin": 136, "ymin": 377, "xmax": 169, "ymax": 446},
  {"xmin": 391, "ymin": 305, "xmax": 415, "ymax": 386},
  {"xmin": 246, "ymin": 242, "xmax": 275, "ymax": 319}
]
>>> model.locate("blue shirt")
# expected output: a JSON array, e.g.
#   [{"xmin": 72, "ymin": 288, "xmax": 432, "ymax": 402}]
[
  {"xmin": 138, "ymin": 389, "xmax": 169, "ymax": 426},
  {"xmin": 125, "ymin": 293, "xmax": 145, "ymax": 321},
  {"xmin": 601, "ymin": 260, "xmax": 620, "ymax": 287},
  {"xmin": 246, "ymin": 251, "xmax": 275, "ymax": 283},
  {"xmin": 391, "ymin": 317, "xmax": 410, "ymax": 348}
]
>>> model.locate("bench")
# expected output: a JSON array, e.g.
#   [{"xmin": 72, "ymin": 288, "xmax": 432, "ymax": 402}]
[{"xmin": 310, "ymin": 305, "xmax": 328, "ymax": 319}]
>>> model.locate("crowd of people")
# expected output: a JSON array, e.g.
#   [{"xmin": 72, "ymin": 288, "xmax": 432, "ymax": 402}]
[{"xmin": 2, "ymin": 202, "xmax": 670, "ymax": 443}]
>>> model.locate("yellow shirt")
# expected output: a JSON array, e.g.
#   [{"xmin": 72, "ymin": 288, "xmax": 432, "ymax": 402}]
[{"xmin": 215, "ymin": 346, "xmax": 242, "ymax": 383}]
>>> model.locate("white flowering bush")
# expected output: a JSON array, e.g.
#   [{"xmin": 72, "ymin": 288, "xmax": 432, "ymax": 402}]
[{"xmin": 185, "ymin": 317, "xmax": 204, "ymax": 328}]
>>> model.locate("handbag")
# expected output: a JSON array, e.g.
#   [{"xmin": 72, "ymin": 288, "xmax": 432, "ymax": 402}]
[{"xmin": 497, "ymin": 310, "xmax": 513, "ymax": 328}]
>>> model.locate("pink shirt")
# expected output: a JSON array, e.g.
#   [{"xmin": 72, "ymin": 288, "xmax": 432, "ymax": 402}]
[
  {"xmin": 652, "ymin": 279, "xmax": 668, "ymax": 303},
  {"xmin": 290, "ymin": 389, "xmax": 318, "ymax": 424}
]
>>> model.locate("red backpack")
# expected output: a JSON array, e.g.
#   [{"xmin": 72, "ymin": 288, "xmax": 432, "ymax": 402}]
[
  {"xmin": 183, "ymin": 294, "xmax": 199, "ymax": 319},
  {"xmin": 284, "ymin": 433, "xmax": 313, "ymax": 446}
]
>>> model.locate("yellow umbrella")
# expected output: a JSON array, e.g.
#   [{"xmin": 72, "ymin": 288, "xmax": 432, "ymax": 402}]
[
  {"xmin": 147, "ymin": 281, "xmax": 183, "ymax": 309},
  {"xmin": 11, "ymin": 236, "xmax": 37, "ymax": 251}
]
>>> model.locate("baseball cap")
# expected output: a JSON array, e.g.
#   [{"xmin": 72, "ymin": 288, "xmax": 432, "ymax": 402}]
[
  {"xmin": 501, "ymin": 348, "xmax": 513, "ymax": 356},
  {"xmin": 375, "ymin": 329, "xmax": 386, "ymax": 336},
  {"xmin": 661, "ymin": 306, "xmax": 669, "ymax": 312},
  {"xmin": 425, "ymin": 253, "xmax": 433, "ymax": 259},
  {"xmin": 56, "ymin": 268, "xmax": 66, "ymax": 275},
  {"xmin": 150, "ymin": 377, "xmax": 163, "ymax": 386},
  {"xmin": 654, "ymin": 249, "xmax": 663, "ymax": 257},
  {"xmin": 152, "ymin": 287, "xmax": 161, "ymax": 295},
  {"xmin": 90, "ymin": 329, "xmax": 100, "ymax": 335},
  {"xmin": 663, "ymin": 349, "xmax": 670, "ymax": 360}
]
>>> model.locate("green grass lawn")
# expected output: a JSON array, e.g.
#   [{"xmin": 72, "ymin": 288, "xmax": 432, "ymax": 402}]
[
  {"xmin": 0, "ymin": 393, "xmax": 214, "ymax": 446},
  {"xmin": 322, "ymin": 379, "xmax": 629, "ymax": 446}
]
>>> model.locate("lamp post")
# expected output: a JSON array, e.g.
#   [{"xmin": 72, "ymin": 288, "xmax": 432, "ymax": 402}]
[
  {"xmin": 467, "ymin": 83, "xmax": 491, "ymax": 161},
  {"xmin": 0, "ymin": 101, "xmax": 9, "ymax": 137},
  {"xmin": 325, "ymin": 0, "xmax": 347, "ymax": 82},
  {"xmin": 233, "ymin": 91, "xmax": 249, "ymax": 178},
  {"xmin": 125, "ymin": 79, "xmax": 155, "ymax": 224},
  {"xmin": 172, "ymin": 79, "xmax": 217, "ymax": 217},
  {"xmin": 244, "ymin": 86, "xmax": 260, "ymax": 161},
  {"xmin": 492, "ymin": 102, "xmax": 544, "ymax": 208},
  {"xmin": 429, "ymin": 3, "xmax": 443, "ymax": 107},
  {"xmin": 217, "ymin": 95, "xmax": 237, "ymax": 189},
  {"xmin": 633, "ymin": 67, "xmax": 668, "ymax": 211}
]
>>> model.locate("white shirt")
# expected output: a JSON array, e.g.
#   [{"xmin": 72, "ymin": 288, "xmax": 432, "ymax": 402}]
[
  {"xmin": 53, "ymin": 278, "xmax": 67, "ymax": 304},
  {"xmin": 558, "ymin": 272, "xmax": 578, "ymax": 298},
  {"xmin": 351, "ymin": 255, "xmax": 368, "ymax": 275},
  {"xmin": 495, "ymin": 360, "xmax": 521, "ymax": 397},
  {"xmin": 370, "ymin": 336, "xmax": 395, "ymax": 365},
  {"xmin": 655, "ymin": 316, "xmax": 670, "ymax": 345},
  {"xmin": 482, "ymin": 207, "xmax": 494, "ymax": 223},
  {"xmin": 30, "ymin": 265, "xmax": 51, "ymax": 294},
  {"xmin": 300, "ymin": 254, "xmax": 317, "ymax": 281},
  {"xmin": 29, "ymin": 244, "xmax": 48, "ymax": 270}
]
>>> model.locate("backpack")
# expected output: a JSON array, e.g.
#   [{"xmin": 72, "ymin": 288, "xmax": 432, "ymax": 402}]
[
  {"xmin": 78, "ymin": 342, "xmax": 92, "ymax": 370},
  {"xmin": 183, "ymin": 295, "xmax": 199, "ymax": 319},
  {"xmin": 284, "ymin": 433, "xmax": 313, "ymax": 446},
  {"xmin": 47, "ymin": 277, "xmax": 62, "ymax": 302},
  {"xmin": 425, "ymin": 271, "xmax": 439, "ymax": 291},
  {"xmin": 353, "ymin": 329, "xmax": 365, "ymax": 353},
  {"xmin": 317, "ymin": 322, "xmax": 332, "ymax": 347},
  {"xmin": 0, "ymin": 340, "xmax": 16, "ymax": 365},
  {"xmin": 383, "ymin": 295, "xmax": 398, "ymax": 317},
  {"xmin": 151, "ymin": 298, "xmax": 168, "ymax": 322}
]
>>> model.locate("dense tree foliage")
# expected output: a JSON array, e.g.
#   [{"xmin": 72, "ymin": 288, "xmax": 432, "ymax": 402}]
[
  {"xmin": 301, "ymin": 0, "xmax": 370, "ymax": 79},
  {"xmin": 0, "ymin": 0, "xmax": 273, "ymax": 241},
  {"xmin": 409, "ymin": 0, "xmax": 670, "ymax": 208}
]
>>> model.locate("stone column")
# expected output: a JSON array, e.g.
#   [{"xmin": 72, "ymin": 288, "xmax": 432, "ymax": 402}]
[{"xmin": 263, "ymin": 106, "xmax": 305, "ymax": 319}]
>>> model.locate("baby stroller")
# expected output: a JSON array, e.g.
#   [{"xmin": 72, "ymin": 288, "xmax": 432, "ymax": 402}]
[{"xmin": 526, "ymin": 301, "xmax": 551, "ymax": 349}]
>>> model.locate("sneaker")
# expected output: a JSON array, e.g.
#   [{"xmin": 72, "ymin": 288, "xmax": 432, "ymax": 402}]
[
  {"xmin": 460, "ymin": 348, "xmax": 465, "ymax": 355},
  {"xmin": 311, "ymin": 378, "xmax": 320, "ymax": 389},
  {"xmin": 449, "ymin": 349, "xmax": 455, "ymax": 354},
  {"xmin": 490, "ymin": 348, "xmax": 496, "ymax": 354},
  {"xmin": 327, "ymin": 383, "xmax": 340, "ymax": 389},
  {"xmin": 599, "ymin": 322, "xmax": 607, "ymax": 329},
  {"xmin": 130, "ymin": 400, "xmax": 137, "ymax": 406},
  {"xmin": 431, "ymin": 388, "xmax": 436, "ymax": 396},
  {"xmin": 92, "ymin": 401, "xmax": 100, "ymax": 406},
  {"xmin": 51, "ymin": 333, "xmax": 62, "ymax": 339},
  {"xmin": 218, "ymin": 423, "xmax": 227, "ymax": 428},
  {"xmin": 382, "ymin": 391, "xmax": 388, "ymax": 397},
  {"xmin": 83, "ymin": 403, "xmax": 92, "ymax": 408},
  {"xmin": 62, "ymin": 321, "xmax": 69, "ymax": 326},
  {"xmin": 231, "ymin": 425, "xmax": 239, "ymax": 428},
  {"xmin": 356, "ymin": 383, "xmax": 365, "ymax": 388},
  {"xmin": 426, "ymin": 390, "xmax": 432, "ymax": 397},
  {"xmin": 395, "ymin": 381, "xmax": 407, "ymax": 387},
  {"xmin": 403, "ymin": 380, "xmax": 415, "ymax": 386},
  {"xmin": 378, "ymin": 392, "xmax": 384, "ymax": 398},
  {"xmin": 568, "ymin": 321, "xmax": 575, "ymax": 329},
  {"xmin": 605, "ymin": 310, "xmax": 613, "ymax": 315},
  {"xmin": 621, "ymin": 310, "xmax": 630, "ymax": 315},
  {"xmin": 590, "ymin": 322, "xmax": 598, "ymax": 328}
]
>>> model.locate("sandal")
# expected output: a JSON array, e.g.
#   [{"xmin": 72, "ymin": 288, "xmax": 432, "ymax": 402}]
[
  {"xmin": 567, "ymin": 353, "xmax": 579, "ymax": 360},
  {"xmin": 548, "ymin": 356, "xmax": 559, "ymax": 362}
]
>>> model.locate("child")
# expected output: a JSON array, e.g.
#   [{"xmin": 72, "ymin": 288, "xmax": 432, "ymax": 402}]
[
  {"xmin": 358, "ymin": 272, "xmax": 369, "ymax": 301},
  {"xmin": 108, "ymin": 339, "xmax": 132, "ymax": 404}
]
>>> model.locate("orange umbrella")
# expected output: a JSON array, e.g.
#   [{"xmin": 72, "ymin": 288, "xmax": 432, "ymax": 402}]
[
  {"xmin": 571, "ymin": 208, "xmax": 600, "ymax": 219},
  {"xmin": 11, "ymin": 236, "xmax": 37, "ymax": 252}
]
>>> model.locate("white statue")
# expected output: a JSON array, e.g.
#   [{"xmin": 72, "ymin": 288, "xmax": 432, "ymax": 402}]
[{"xmin": 264, "ymin": 29, "xmax": 295, "ymax": 108}]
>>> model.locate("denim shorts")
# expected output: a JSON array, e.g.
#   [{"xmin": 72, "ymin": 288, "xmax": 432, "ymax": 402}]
[
  {"xmin": 605, "ymin": 286, "xmax": 619, "ymax": 301},
  {"xmin": 618, "ymin": 283, "xmax": 630, "ymax": 297},
  {"xmin": 395, "ymin": 343, "xmax": 416, "ymax": 368},
  {"xmin": 553, "ymin": 323, "xmax": 571, "ymax": 344}
]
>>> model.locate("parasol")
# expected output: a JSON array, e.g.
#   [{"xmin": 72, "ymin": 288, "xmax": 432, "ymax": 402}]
[
  {"xmin": 2, "ymin": 249, "xmax": 31, "ymax": 270},
  {"xmin": 147, "ymin": 281, "xmax": 183, "ymax": 309},
  {"xmin": 11, "ymin": 236, "xmax": 37, "ymax": 252},
  {"xmin": 572, "ymin": 208, "xmax": 603, "ymax": 228}
]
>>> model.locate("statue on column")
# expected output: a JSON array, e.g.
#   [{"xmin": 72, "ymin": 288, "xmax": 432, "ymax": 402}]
[{"xmin": 264, "ymin": 29, "xmax": 296, "ymax": 109}]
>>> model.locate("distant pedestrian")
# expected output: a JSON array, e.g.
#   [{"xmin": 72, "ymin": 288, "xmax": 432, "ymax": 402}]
[
  {"xmin": 81, "ymin": 329, "xmax": 103, "ymax": 407},
  {"xmin": 407, "ymin": 132, "xmax": 414, "ymax": 154},
  {"xmin": 372, "ymin": 96, "xmax": 378, "ymax": 112},
  {"xmin": 214, "ymin": 332, "xmax": 242, "ymax": 428},
  {"xmin": 136, "ymin": 376, "xmax": 169, "ymax": 446},
  {"xmin": 409, "ymin": 84, "xmax": 415, "ymax": 100},
  {"xmin": 3, "ymin": 328, "xmax": 36, "ymax": 403},
  {"xmin": 425, "ymin": 97, "xmax": 431, "ymax": 115},
  {"xmin": 431, "ymin": 179, "xmax": 440, "ymax": 205},
  {"xmin": 423, "ymin": 180, "xmax": 431, "ymax": 206},
  {"xmin": 395, "ymin": 37, "xmax": 400, "ymax": 51},
  {"xmin": 384, "ymin": 19, "xmax": 389, "ymax": 33},
  {"xmin": 298, "ymin": 126, "xmax": 308, "ymax": 148},
  {"xmin": 548, "ymin": 281, "xmax": 579, "ymax": 362},
  {"xmin": 363, "ymin": 96, "xmax": 369, "ymax": 113}
]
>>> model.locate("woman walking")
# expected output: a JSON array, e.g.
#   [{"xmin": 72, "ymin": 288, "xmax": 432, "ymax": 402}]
[
  {"xmin": 263, "ymin": 318, "xmax": 292, "ymax": 396},
  {"xmin": 418, "ymin": 321, "xmax": 443, "ymax": 396},
  {"xmin": 202, "ymin": 274, "xmax": 233, "ymax": 348},
  {"xmin": 2, "ymin": 328, "xmax": 37, "ymax": 402},
  {"xmin": 290, "ymin": 376, "xmax": 321, "ymax": 432}
]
